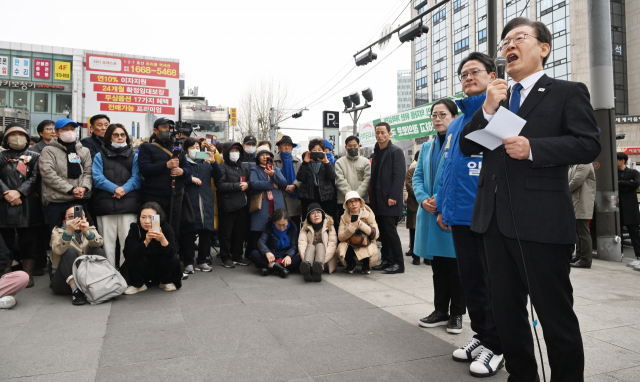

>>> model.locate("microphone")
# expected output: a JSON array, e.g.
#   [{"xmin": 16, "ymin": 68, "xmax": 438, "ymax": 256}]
[{"xmin": 495, "ymin": 56, "xmax": 507, "ymax": 80}]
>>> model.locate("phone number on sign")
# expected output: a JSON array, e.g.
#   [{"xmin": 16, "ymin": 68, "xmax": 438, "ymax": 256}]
[
  {"xmin": 129, "ymin": 66, "xmax": 177, "ymax": 77},
  {"xmin": 99, "ymin": 103, "xmax": 175, "ymax": 115}
]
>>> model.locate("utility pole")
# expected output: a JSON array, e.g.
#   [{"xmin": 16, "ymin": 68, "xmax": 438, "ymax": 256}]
[
  {"xmin": 589, "ymin": 0, "xmax": 621, "ymax": 261},
  {"xmin": 270, "ymin": 107, "xmax": 275, "ymax": 150},
  {"xmin": 487, "ymin": 0, "xmax": 497, "ymax": 59}
]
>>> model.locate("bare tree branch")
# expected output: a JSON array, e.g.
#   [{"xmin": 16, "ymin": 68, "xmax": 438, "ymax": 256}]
[{"xmin": 235, "ymin": 78, "xmax": 291, "ymax": 142}]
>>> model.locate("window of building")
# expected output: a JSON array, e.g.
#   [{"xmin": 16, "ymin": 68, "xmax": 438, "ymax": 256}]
[
  {"xmin": 610, "ymin": 0, "xmax": 627, "ymax": 115},
  {"xmin": 504, "ymin": 0, "xmax": 530, "ymax": 24},
  {"xmin": 432, "ymin": 4, "xmax": 448, "ymax": 100},
  {"xmin": 538, "ymin": 1, "xmax": 572, "ymax": 83},
  {"xmin": 476, "ymin": 0, "xmax": 488, "ymax": 54},
  {"xmin": 0, "ymin": 90, "xmax": 6, "ymax": 106},
  {"xmin": 454, "ymin": 37, "xmax": 470, "ymax": 54},
  {"xmin": 55, "ymin": 93, "xmax": 72, "ymax": 114},
  {"xmin": 33, "ymin": 92, "xmax": 50, "ymax": 113},
  {"xmin": 12, "ymin": 90, "xmax": 29, "ymax": 109},
  {"xmin": 478, "ymin": 28, "xmax": 487, "ymax": 44}
]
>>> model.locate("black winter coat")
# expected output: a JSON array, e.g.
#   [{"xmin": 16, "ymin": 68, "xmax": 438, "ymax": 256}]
[
  {"xmin": 93, "ymin": 146, "xmax": 140, "ymax": 216},
  {"xmin": 215, "ymin": 141, "xmax": 251, "ymax": 212},
  {"xmin": 296, "ymin": 161, "xmax": 336, "ymax": 201},
  {"xmin": 370, "ymin": 143, "xmax": 406, "ymax": 216},
  {"xmin": 619, "ymin": 167, "xmax": 640, "ymax": 225},
  {"xmin": 257, "ymin": 220, "xmax": 298, "ymax": 259},
  {"xmin": 80, "ymin": 133, "xmax": 104, "ymax": 159},
  {"xmin": 138, "ymin": 139, "xmax": 192, "ymax": 197},
  {"xmin": 183, "ymin": 158, "xmax": 223, "ymax": 232},
  {"xmin": 0, "ymin": 148, "xmax": 44, "ymax": 228}
]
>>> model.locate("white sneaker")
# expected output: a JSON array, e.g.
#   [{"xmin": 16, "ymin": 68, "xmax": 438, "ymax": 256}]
[
  {"xmin": 159, "ymin": 283, "xmax": 177, "ymax": 292},
  {"xmin": 196, "ymin": 263, "xmax": 212, "ymax": 272},
  {"xmin": 452, "ymin": 338, "xmax": 484, "ymax": 362},
  {"xmin": 124, "ymin": 284, "xmax": 147, "ymax": 295},
  {"xmin": 470, "ymin": 348, "xmax": 505, "ymax": 377},
  {"xmin": 0, "ymin": 296, "xmax": 16, "ymax": 309},
  {"xmin": 184, "ymin": 265, "xmax": 195, "ymax": 274}
]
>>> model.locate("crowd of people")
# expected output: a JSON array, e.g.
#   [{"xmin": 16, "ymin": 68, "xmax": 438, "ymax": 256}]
[{"xmin": 0, "ymin": 16, "xmax": 609, "ymax": 381}]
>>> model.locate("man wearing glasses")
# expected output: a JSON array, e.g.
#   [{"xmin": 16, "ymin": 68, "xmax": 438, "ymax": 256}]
[{"xmin": 460, "ymin": 18, "xmax": 600, "ymax": 381}]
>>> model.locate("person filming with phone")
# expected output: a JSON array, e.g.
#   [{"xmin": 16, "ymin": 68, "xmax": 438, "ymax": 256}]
[
  {"xmin": 296, "ymin": 138, "xmax": 336, "ymax": 218},
  {"xmin": 337, "ymin": 191, "xmax": 379, "ymax": 275}
]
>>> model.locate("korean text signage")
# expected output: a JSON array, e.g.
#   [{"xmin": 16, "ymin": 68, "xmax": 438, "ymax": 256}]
[
  {"xmin": 0, "ymin": 56, "xmax": 7, "ymax": 76},
  {"xmin": 34, "ymin": 60, "xmax": 51, "ymax": 79},
  {"xmin": 85, "ymin": 54, "xmax": 179, "ymax": 137},
  {"xmin": 230, "ymin": 108, "xmax": 237, "ymax": 126},
  {"xmin": 54, "ymin": 61, "xmax": 71, "ymax": 81},
  {"xmin": 616, "ymin": 116, "xmax": 640, "ymax": 124},
  {"xmin": 0, "ymin": 79, "xmax": 71, "ymax": 92},
  {"xmin": 618, "ymin": 148, "xmax": 640, "ymax": 155},
  {"xmin": 13, "ymin": 58, "xmax": 30, "ymax": 77}
]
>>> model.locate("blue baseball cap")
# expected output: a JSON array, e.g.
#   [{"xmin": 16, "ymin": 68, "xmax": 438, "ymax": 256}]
[{"xmin": 54, "ymin": 118, "xmax": 79, "ymax": 130}]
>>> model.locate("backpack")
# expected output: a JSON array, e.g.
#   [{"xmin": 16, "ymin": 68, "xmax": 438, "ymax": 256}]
[{"xmin": 72, "ymin": 255, "xmax": 127, "ymax": 304}]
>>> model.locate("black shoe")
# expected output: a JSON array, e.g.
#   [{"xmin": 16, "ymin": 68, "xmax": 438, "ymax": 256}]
[
  {"xmin": 345, "ymin": 263, "xmax": 356, "ymax": 274},
  {"xmin": 272, "ymin": 262, "xmax": 289, "ymax": 278},
  {"xmin": 419, "ymin": 310, "xmax": 449, "ymax": 328},
  {"xmin": 312, "ymin": 261, "xmax": 323, "ymax": 282},
  {"xmin": 447, "ymin": 315, "xmax": 463, "ymax": 334},
  {"xmin": 571, "ymin": 256, "xmax": 579, "ymax": 264},
  {"xmin": 361, "ymin": 261, "xmax": 371, "ymax": 275},
  {"xmin": 72, "ymin": 289, "xmax": 87, "ymax": 306},
  {"xmin": 372, "ymin": 260, "xmax": 391, "ymax": 271},
  {"xmin": 32, "ymin": 267, "xmax": 45, "ymax": 276},
  {"xmin": 412, "ymin": 257, "xmax": 421, "ymax": 266},
  {"xmin": 211, "ymin": 239, "xmax": 220, "ymax": 247},
  {"xmin": 384, "ymin": 264, "xmax": 404, "ymax": 274},
  {"xmin": 260, "ymin": 268, "xmax": 271, "ymax": 276},
  {"xmin": 405, "ymin": 251, "xmax": 414, "ymax": 257},
  {"xmin": 221, "ymin": 259, "xmax": 235, "ymax": 268},
  {"xmin": 571, "ymin": 260, "xmax": 591, "ymax": 269},
  {"xmin": 424, "ymin": 259, "xmax": 431, "ymax": 266},
  {"xmin": 300, "ymin": 261, "xmax": 313, "ymax": 282}
]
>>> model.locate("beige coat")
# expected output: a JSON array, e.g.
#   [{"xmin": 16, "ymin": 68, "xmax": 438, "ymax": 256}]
[
  {"xmin": 39, "ymin": 139, "xmax": 93, "ymax": 205},
  {"xmin": 50, "ymin": 225, "xmax": 104, "ymax": 269},
  {"xmin": 568, "ymin": 164, "xmax": 596, "ymax": 220},
  {"xmin": 337, "ymin": 198, "xmax": 379, "ymax": 266},
  {"xmin": 298, "ymin": 216, "xmax": 338, "ymax": 273},
  {"xmin": 273, "ymin": 153, "xmax": 302, "ymax": 217},
  {"xmin": 335, "ymin": 155, "xmax": 371, "ymax": 204}
]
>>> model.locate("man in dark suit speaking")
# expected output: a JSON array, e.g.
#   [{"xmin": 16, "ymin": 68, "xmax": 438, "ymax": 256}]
[{"xmin": 460, "ymin": 17, "xmax": 600, "ymax": 381}]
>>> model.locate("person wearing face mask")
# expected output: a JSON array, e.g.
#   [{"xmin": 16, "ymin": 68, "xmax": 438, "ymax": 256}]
[
  {"xmin": 241, "ymin": 135, "xmax": 258, "ymax": 164},
  {"xmin": 179, "ymin": 137, "xmax": 223, "ymax": 273},
  {"xmin": 39, "ymin": 118, "xmax": 93, "ymax": 232},
  {"xmin": 91, "ymin": 124, "xmax": 141, "ymax": 268},
  {"xmin": 0, "ymin": 123, "xmax": 45, "ymax": 288},
  {"xmin": 137, "ymin": 118, "xmax": 192, "ymax": 240},
  {"xmin": 297, "ymin": 138, "xmax": 336, "ymax": 219},
  {"xmin": 334, "ymin": 136, "xmax": 371, "ymax": 224},
  {"xmin": 215, "ymin": 141, "xmax": 251, "ymax": 268},
  {"xmin": 81, "ymin": 114, "xmax": 110, "ymax": 159}
]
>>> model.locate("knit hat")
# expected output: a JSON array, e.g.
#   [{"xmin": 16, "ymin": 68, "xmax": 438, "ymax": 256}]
[
  {"xmin": 2, "ymin": 123, "xmax": 30, "ymax": 149},
  {"xmin": 255, "ymin": 143, "xmax": 274, "ymax": 164},
  {"xmin": 306, "ymin": 203, "xmax": 326, "ymax": 231}
]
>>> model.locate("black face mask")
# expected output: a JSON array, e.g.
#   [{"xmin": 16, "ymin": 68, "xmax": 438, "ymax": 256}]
[
  {"xmin": 347, "ymin": 148, "xmax": 359, "ymax": 157},
  {"xmin": 158, "ymin": 130, "xmax": 171, "ymax": 142}
]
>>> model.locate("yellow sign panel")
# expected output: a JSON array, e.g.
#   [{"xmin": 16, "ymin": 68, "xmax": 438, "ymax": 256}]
[
  {"xmin": 230, "ymin": 107, "xmax": 237, "ymax": 126},
  {"xmin": 54, "ymin": 61, "xmax": 71, "ymax": 81}
]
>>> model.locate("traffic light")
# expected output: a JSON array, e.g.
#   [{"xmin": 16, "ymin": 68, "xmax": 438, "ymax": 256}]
[
  {"xmin": 398, "ymin": 22, "xmax": 429, "ymax": 43},
  {"xmin": 292, "ymin": 111, "xmax": 303, "ymax": 119},
  {"xmin": 355, "ymin": 50, "xmax": 377, "ymax": 66}
]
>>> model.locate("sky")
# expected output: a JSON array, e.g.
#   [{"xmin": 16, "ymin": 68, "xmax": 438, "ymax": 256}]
[{"xmin": 3, "ymin": 0, "xmax": 414, "ymax": 144}]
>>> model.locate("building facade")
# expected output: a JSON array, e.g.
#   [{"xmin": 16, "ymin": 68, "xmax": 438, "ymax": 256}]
[{"xmin": 397, "ymin": 70, "xmax": 412, "ymax": 112}]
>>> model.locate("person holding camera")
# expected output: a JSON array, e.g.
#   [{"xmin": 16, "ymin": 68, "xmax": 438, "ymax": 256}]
[
  {"xmin": 337, "ymin": 191, "xmax": 379, "ymax": 274},
  {"xmin": 137, "ymin": 118, "xmax": 192, "ymax": 239},
  {"xmin": 296, "ymin": 138, "xmax": 336, "ymax": 219}
]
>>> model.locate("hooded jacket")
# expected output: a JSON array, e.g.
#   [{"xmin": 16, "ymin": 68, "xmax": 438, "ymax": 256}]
[
  {"xmin": 296, "ymin": 160, "xmax": 336, "ymax": 201},
  {"xmin": 0, "ymin": 125, "xmax": 44, "ymax": 228},
  {"xmin": 215, "ymin": 141, "xmax": 251, "ymax": 212},
  {"xmin": 298, "ymin": 215, "xmax": 338, "ymax": 273},
  {"xmin": 337, "ymin": 196, "xmax": 379, "ymax": 267},
  {"xmin": 39, "ymin": 138, "xmax": 93, "ymax": 205},
  {"xmin": 334, "ymin": 153, "xmax": 371, "ymax": 204}
]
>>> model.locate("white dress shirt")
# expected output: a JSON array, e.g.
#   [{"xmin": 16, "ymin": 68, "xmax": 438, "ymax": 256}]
[{"xmin": 483, "ymin": 70, "xmax": 546, "ymax": 160}]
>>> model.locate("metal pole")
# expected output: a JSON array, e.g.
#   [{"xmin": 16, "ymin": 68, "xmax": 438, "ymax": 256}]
[
  {"xmin": 487, "ymin": 0, "xmax": 497, "ymax": 59},
  {"xmin": 270, "ymin": 107, "xmax": 275, "ymax": 150},
  {"xmin": 588, "ymin": 0, "xmax": 621, "ymax": 262}
]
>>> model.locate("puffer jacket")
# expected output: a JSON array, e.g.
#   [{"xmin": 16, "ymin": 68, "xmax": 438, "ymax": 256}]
[
  {"xmin": 50, "ymin": 225, "xmax": 104, "ymax": 269},
  {"xmin": 337, "ymin": 197, "xmax": 379, "ymax": 267},
  {"xmin": 0, "ymin": 146, "xmax": 44, "ymax": 228},
  {"xmin": 215, "ymin": 141, "xmax": 251, "ymax": 213},
  {"xmin": 39, "ymin": 138, "xmax": 93, "ymax": 205},
  {"xmin": 335, "ymin": 154, "xmax": 371, "ymax": 204},
  {"xmin": 298, "ymin": 216, "xmax": 338, "ymax": 273},
  {"xmin": 296, "ymin": 160, "xmax": 336, "ymax": 201},
  {"xmin": 257, "ymin": 220, "xmax": 298, "ymax": 259}
]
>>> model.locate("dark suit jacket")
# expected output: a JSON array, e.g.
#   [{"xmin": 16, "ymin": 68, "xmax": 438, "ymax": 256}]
[
  {"xmin": 459, "ymin": 74, "xmax": 601, "ymax": 245},
  {"xmin": 618, "ymin": 167, "xmax": 640, "ymax": 225},
  {"xmin": 370, "ymin": 142, "xmax": 406, "ymax": 216}
]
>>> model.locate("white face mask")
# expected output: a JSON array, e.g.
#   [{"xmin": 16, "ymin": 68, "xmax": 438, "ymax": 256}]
[
  {"xmin": 229, "ymin": 152, "xmax": 240, "ymax": 162},
  {"xmin": 59, "ymin": 130, "xmax": 77, "ymax": 143},
  {"xmin": 111, "ymin": 142, "xmax": 127, "ymax": 149},
  {"xmin": 188, "ymin": 149, "xmax": 198, "ymax": 160},
  {"xmin": 244, "ymin": 145, "xmax": 256, "ymax": 154}
]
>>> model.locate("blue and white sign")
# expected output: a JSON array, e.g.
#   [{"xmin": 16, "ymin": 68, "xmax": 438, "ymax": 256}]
[{"xmin": 13, "ymin": 58, "xmax": 30, "ymax": 78}]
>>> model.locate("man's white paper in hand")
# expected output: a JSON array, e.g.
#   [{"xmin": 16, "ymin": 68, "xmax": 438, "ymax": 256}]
[{"xmin": 466, "ymin": 106, "xmax": 527, "ymax": 150}]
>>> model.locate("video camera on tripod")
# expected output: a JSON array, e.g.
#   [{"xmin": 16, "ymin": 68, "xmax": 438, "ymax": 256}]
[{"xmin": 171, "ymin": 121, "xmax": 193, "ymax": 147}]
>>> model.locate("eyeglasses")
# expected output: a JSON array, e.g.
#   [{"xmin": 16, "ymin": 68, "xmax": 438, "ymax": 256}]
[
  {"xmin": 458, "ymin": 68, "xmax": 488, "ymax": 82},
  {"xmin": 274, "ymin": 223, "xmax": 288, "ymax": 230},
  {"xmin": 431, "ymin": 112, "xmax": 450, "ymax": 120},
  {"xmin": 347, "ymin": 199, "xmax": 360, "ymax": 205},
  {"xmin": 499, "ymin": 32, "xmax": 544, "ymax": 51},
  {"xmin": 112, "ymin": 133, "xmax": 127, "ymax": 138}
]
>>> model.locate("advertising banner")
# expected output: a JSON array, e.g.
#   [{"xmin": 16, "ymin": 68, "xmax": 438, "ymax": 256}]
[
  {"xmin": 34, "ymin": 59, "xmax": 50, "ymax": 79},
  {"xmin": 54, "ymin": 61, "xmax": 71, "ymax": 81},
  {"xmin": 0, "ymin": 56, "xmax": 7, "ymax": 76},
  {"xmin": 359, "ymin": 121, "xmax": 376, "ymax": 147},
  {"xmin": 85, "ymin": 54, "xmax": 179, "ymax": 138},
  {"xmin": 230, "ymin": 108, "xmax": 237, "ymax": 126},
  {"xmin": 13, "ymin": 58, "xmax": 30, "ymax": 77}
]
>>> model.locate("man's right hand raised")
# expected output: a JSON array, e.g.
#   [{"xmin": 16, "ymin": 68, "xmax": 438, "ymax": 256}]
[
  {"xmin": 167, "ymin": 158, "xmax": 180, "ymax": 169},
  {"xmin": 483, "ymin": 79, "xmax": 509, "ymax": 116}
]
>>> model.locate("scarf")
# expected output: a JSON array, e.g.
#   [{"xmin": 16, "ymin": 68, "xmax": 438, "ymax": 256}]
[
  {"xmin": 61, "ymin": 141, "xmax": 82, "ymax": 179},
  {"xmin": 325, "ymin": 152, "xmax": 335, "ymax": 165},
  {"xmin": 272, "ymin": 223, "xmax": 290, "ymax": 249},
  {"xmin": 310, "ymin": 161, "xmax": 322, "ymax": 186},
  {"xmin": 279, "ymin": 152, "xmax": 298, "ymax": 199}
]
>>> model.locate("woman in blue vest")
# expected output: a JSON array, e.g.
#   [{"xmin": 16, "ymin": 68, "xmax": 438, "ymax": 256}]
[
  {"xmin": 92, "ymin": 124, "xmax": 141, "ymax": 268},
  {"xmin": 413, "ymin": 98, "xmax": 466, "ymax": 335}
]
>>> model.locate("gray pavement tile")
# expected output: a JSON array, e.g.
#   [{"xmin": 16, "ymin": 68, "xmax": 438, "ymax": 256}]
[
  {"xmin": 326, "ymin": 307, "xmax": 416, "ymax": 334},
  {"xmin": 12, "ymin": 313, "xmax": 107, "ymax": 345},
  {"xmin": 96, "ymin": 356, "xmax": 203, "ymax": 382},
  {"xmin": 606, "ymin": 365, "xmax": 640, "ymax": 382},
  {"xmin": 397, "ymin": 355, "xmax": 508, "ymax": 381},
  {"xmin": 218, "ymin": 270, "xmax": 283, "ymax": 289},
  {"xmin": 188, "ymin": 320, "xmax": 278, "ymax": 357},
  {"xmin": 356, "ymin": 327, "xmax": 454, "ymax": 363},
  {"xmin": 354, "ymin": 289, "xmax": 426, "ymax": 307},
  {"xmin": 574, "ymin": 303, "xmax": 640, "ymax": 326},
  {"xmin": 0, "ymin": 346, "xmax": 5, "ymax": 358},
  {"xmin": 176, "ymin": 287, "xmax": 241, "ymax": 307},
  {"xmin": 306, "ymin": 293, "xmax": 376, "ymax": 314},
  {"xmin": 246, "ymin": 299, "xmax": 319, "ymax": 320},
  {"xmin": 233, "ymin": 283, "xmax": 294, "ymax": 303},
  {"xmin": 105, "ymin": 308, "xmax": 185, "ymax": 338},
  {"xmin": 321, "ymin": 276, "xmax": 396, "ymax": 294},
  {"xmin": 176, "ymin": 274, "xmax": 230, "ymax": 294},
  {"xmin": 585, "ymin": 326, "xmax": 640, "ymax": 354},
  {"xmin": 109, "ymin": 288, "xmax": 179, "ymax": 315},
  {"xmin": 576, "ymin": 310, "xmax": 628, "ymax": 333},
  {"xmin": 582, "ymin": 336, "xmax": 640, "ymax": 377},
  {"xmin": 283, "ymin": 278, "xmax": 352, "ymax": 298},
  {"xmin": 0, "ymin": 369, "xmax": 97, "ymax": 382},
  {"xmin": 0, "ymin": 338, "xmax": 103, "ymax": 379},
  {"xmin": 284, "ymin": 335, "xmax": 390, "ymax": 376},
  {"xmin": 0, "ymin": 323, "xmax": 24, "ymax": 347},
  {"xmin": 262, "ymin": 314, "xmax": 349, "ymax": 343},
  {"xmin": 196, "ymin": 344, "xmax": 308, "ymax": 382},
  {"xmin": 311, "ymin": 364, "xmax": 418, "ymax": 382},
  {"xmin": 584, "ymin": 374, "xmax": 625, "ymax": 382},
  {"xmin": 181, "ymin": 303, "xmax": 258, "ymax": 328},
  {"xmin": 99, "ymin": 328, "xmax": 194, "ymax": 368}
]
